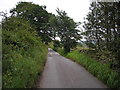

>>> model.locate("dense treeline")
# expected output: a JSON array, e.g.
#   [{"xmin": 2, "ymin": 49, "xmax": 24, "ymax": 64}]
[
  {"xmin": 9, "ymin": 2, "xmax": 80, "ymax": 53},
  {"xmin": 83, "ymin": 2, "xmax": 120, "ymax": 71}
]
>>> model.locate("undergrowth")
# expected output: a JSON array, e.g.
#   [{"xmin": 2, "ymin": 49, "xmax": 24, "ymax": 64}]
[
  {"xmin": 2, "ymin": 17, "xmax": 48, "ymax": 88},
  {"xmin": 67, "ymin": 51, "xmax": 120, "ymax": 88}
]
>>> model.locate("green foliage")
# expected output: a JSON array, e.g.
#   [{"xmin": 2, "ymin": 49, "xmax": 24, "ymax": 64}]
[
  {"xmin": 53, "ymin": 40, "xmax": 61, "ymax": 48},
  {"xmin": 77, "ymin": 47, "xmax": 115, "ymax": 65},
  {"xmin": 76, "ymin": 46, "xmax": 89, "ymax": 51},
  {"xmin": 47, "ymin": 9, "xmax": 81, "ymax": 53},
  {"xmin": 67, "ymin": 51, "xmax": 120, "ymax": 88},
  {"xmin": 52, "ymin": 47, "xmax": 66, "ymax": 56},
  {"xmin": 10, "ymin": 2, "xmax": 52, "ymax": 44},
  {"xmin": 48, "ymin": 42, "xmax": 54, "ymax": 49},
  {"xmin": 57, "ymin": 48, "xmax": 66, "ymax": 56},
  {"xmin": 84, "ymin": 41, "xmax": 96, "ymax": 49},
  {"xmin": 2, "ymin": 17, "xmax": 48, "ymax": 88},
  {"xmin": 55, "ymin": 9, "xmax": 81, "ymax": 53},
  {"xmin": 47, "ymin": 14, "xmax": 58, "ymax": 40},
  {"xmin": 83, "ymin": 2, "xmax": 120, "ymax": 70}
]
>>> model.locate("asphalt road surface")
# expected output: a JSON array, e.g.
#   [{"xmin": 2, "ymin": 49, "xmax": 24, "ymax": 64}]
[{"xmin": 36, "ymin": 48, "xmax": 107, "ymax": 88}]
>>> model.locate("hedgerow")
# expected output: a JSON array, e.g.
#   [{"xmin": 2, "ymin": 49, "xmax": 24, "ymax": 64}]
[{"xmin": 2, "ymin": 17, "xmax": 48, "ymax": 88}]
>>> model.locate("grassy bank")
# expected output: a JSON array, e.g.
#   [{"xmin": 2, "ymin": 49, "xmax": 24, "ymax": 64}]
[
  {"xmin": 67, "ymin": 51, "xmax": 120, "ymax": 88},
  {"xmin": 2, "ymin": 17, "xmax": 48, "ymax": 88}
]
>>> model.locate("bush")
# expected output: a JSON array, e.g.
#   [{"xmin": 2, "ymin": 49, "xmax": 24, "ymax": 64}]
[
  {"xmin": 2, "ymin": 17, "xmax": 48, "ymax": 88},
  {"xmin": 57, "ymin": 48, "xmax": 66, "ymax": 56},
  {"xmin": 67, "ymin": 51, "xmax": 120, "ymax": 88}
]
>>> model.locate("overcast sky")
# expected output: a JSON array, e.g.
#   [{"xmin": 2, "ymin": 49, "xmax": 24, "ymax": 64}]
[{"xmin": 0, "ymin": 0, "xmax": 91, "ymax": 22}]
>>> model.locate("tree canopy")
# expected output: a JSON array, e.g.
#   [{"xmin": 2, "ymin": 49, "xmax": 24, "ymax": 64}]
[
  {"xmin": 83, "ymin": 2, "xmax": 120, "ymax": 70},
  {"xmin": 55, "ymin": 9, "xmax": 81, "ymax": 53},
  {"xmin": 10, "ymin": 2, "xmax": 51, "ymax": 44}
]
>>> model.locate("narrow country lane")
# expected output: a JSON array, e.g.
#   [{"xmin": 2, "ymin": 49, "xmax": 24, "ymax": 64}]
[{"xmin": 35, "ymin": 48, "xmax": 107, "ymax": 88}]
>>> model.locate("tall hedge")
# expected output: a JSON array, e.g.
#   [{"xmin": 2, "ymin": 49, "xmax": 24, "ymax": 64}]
[{"xmin": 2, "ymin": 17, "xmax": 48, "ymax": 88}]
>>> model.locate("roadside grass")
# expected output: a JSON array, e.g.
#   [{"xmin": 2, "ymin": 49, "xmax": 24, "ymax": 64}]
[
  {"xmin": 57, "ymin": 48, "xmax": 67, "ymax": 56},
  {"xmin": 67, "ymin": 51, "xmax": 120, "ymax": 88},
  {"xmin": 3, "ymin": 30, "xmax": 48, "ymax": 88},
  {"xmin": 3, "ymin": 47, "xmax": 47, "ymax": 88}
]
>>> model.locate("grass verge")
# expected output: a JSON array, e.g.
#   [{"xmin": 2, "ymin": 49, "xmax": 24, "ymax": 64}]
[{"xmin": 67, "ymin": 51, "xmax": 120, "ymax": 88}]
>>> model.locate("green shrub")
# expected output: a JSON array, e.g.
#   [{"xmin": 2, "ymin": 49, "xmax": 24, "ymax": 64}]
[
  {"xmin": 2, "ymin": 17, "xmax": 48, "ymax": 88},
  {"xmin": 67, "ymin": 51, "xmax": 120, "ymax": 88},
  {"xmin": 57, "ymin": 48, "xmax": 66, "ymax": 56}
]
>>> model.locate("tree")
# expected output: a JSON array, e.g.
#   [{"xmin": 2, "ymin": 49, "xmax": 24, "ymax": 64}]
[
  {"xmin": 83, "ymin": 1, "xmax": 120, "ymax": 70},
  {"xmin": 56, "ymin": 8, "xmax": 81, "ymax": 53},
  {"xmin": 83, "ymin": 2, "xmax": 103, "ymax": 50},
  {"xmin": 47, "ymin": 13, "xmax": 58, "ymax": 40},
  {"xmin": 10, "ymin": 2, "xmax": 52, "ymax": 44}
]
